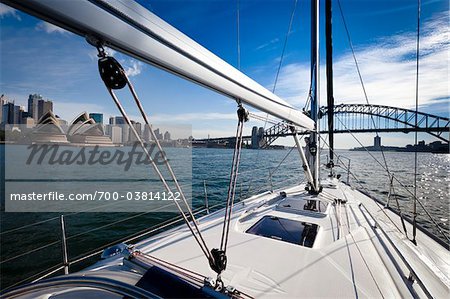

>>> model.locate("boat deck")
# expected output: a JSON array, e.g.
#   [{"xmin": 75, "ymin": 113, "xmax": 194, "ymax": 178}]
[
  {"xmin": 123, "ymin": 179, "xmax": 449, "ymax": 298},
  {"xmin": 5, "ymin": 180, "xmax": 449, "ymax": 298}
]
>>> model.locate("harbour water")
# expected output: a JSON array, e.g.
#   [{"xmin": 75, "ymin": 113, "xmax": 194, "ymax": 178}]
[{"xmin": 0, "ymin": 145, "xmax": 449, "ymax": 289}]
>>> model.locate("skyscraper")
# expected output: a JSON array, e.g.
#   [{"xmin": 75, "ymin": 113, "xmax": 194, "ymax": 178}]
[
  {"xmin": 13, "ymin": 106, "xmax": 24, "ymax": 124},
  {"xmin": 2, "ymin": 103, "xmax": 15, "ymax": 124},
  {"xmin": 143, "ymin": 125, "xmax": 151, "ymax": 141},
  {"xmin": 43, "ymin": 100, "xmax": 53, "ymax": 119},
  {"xmin": 28, "ymin": 94, "xmax": 53, "ymax": 122},
  {"xmin": 374, "ymin": 136, "xmax": 381, "ymax": 148},
  {"xmin": 0, "ymin": 95, "xmax": 5, "ymax": 123},
  {"xmin": 111, "ymin": 126, "xmax": 122, "ymax": 144},
  {"xmin": 133, "ymin": 122, "xmax": 142, "ymax": 137},
  {"xmin": 251, "ymin": 126, "xmax": 258, "ymax": 149},
  {"xmin": 115, "ymin": 116, "xmax": 125, "ymax": 125},
  {"xmin": 153, "ymin": 128, "xmax": 163, "ymax": 140},
  {"xmin": 164, "ymin": 131, "xmax": 171, "ymax": 141},
  {"xmin": 89, "ymin": 113, "xmax": 103, "ymax": 124},
  {"xmin": 1, "ymin": 103, "xmax": 23, "ymax": 125},
  {"xmin": 27, "ymin": 94, "xmax": 43, "ymax": 119},
  {"xmin": 109, "ymin": 116, "xmax": 126, "ymax": 125},
  {"xmin": 129, "ymin": 121, "xmax": 142, "ymax": 143},
  {"xmin": 122, "ymin": 126, "xmax": 129, "ymax": 144}
]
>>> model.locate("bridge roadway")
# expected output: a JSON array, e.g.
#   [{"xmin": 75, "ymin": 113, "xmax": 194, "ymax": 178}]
[{"xmin": 196, "ymin": 127, "xmax": 449, "ymax": 142}]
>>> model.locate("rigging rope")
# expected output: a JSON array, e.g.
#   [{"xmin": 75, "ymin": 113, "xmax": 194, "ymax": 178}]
[
  {"xmin": 237, "ymin": 0, "xmax": 241, "ymax": 70},
  {"xmin": 93, "ymin": 45, "xmax": 214, "ymax": 265},
  {"xmin": 248, "ymin": 112, "xmax": 281, "ymax": 125},
  {"xmin": 214, "ymin": 103, "xmax": 248, "ymax": 280},
  {"xmin": 412, "ymin": 0, "xmax": 421, "ymax": 245},
  {"xmin": 319, "ymin": 134, "xmax": 407, "ymax": 236},
  {"xmin": 336, "ymin": 0, "xmax": 391, "ymax": 178},
  {"xmin": 122, "ymin": 64, "xmax": 214, "ymax": 255},
  {"xmin": 0, "ymin": 203, "xmax": 172, "ymax": 265},
  {"xmin": 273, "ymin": 0, "xmax": 298, "ymax": 93},
  {"xmin": 0, "ymin": 216, "xmax": 61, "ymax": 236},
  {"xmin": 337, "ymin": 0, "xmax": 433, "ymax": 245},
  {"xmin": 389, "ymin": 175, "xmax": 409, "ymax": 236},
  {"xmin": 303, "ymin": 81, "xmax": 313, "ymax": 112},
  {"xmin": 245, "ymin": 0, "xmax": 299, "ymax": 196},
  {"xmin": 334, "ymin": 115, "xmax": 449, "ymax": 242},
  {"xmin": 268, "ymin": 144, "xmax": 298, "ymax": 190}
]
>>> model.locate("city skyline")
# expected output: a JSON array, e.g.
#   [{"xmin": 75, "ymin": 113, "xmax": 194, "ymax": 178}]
[
  {"xmin": 1, "ymin": 93, "xmax": 189, "ymax": 143},
  {"xmin": 1, "ymin": 90, "xmax": 447, "ymax": 148}
]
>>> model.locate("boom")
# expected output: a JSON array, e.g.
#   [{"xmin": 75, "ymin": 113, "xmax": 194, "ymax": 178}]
[{"xmin": 2, "ymin": 0, "xmax": 314, "ymax": 130}]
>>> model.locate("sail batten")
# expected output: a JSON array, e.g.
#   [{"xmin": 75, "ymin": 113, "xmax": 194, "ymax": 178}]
[{"xmin": 3, "ymin": 0, "xmax": 314, "ymax": 130}]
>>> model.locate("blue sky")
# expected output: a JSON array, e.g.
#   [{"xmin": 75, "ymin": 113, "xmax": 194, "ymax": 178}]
[{"xmin": 0, "ymin": 0, "xmax": 448, "ymax": 148}]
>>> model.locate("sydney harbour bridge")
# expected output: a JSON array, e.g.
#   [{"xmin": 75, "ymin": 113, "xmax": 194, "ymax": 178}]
[{"xmin": 195, "ymin": 104, "xmax": 449, "ymax": 149}]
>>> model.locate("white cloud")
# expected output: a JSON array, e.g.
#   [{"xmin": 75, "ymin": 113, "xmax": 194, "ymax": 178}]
[
  {"xmin": 87, "ymin": 47, "xmax": 143, "ymax": 77},
  {"xmin": 35, "ymin": 21, "xmax": 71, "ymax": 35},
  {"xmin": 256, "ymin": 38, "xmax": 280, "ymax": 50},
  {"xmin": 274, "ymin": 11, "xmax": 449, "ymax": 110},
  {"xmin": 124, "ymin": 60, "xmax": 144, "ymax": 77},
  {"xmin": 0, "ymin": 3, "xmax": 20, "ymax": 20}
]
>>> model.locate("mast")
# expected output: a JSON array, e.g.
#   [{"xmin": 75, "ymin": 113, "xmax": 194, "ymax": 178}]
[
  {"xmin": 325, "ymin": 0, "xmax": 334, "ymax": 173},
  {"xmin": 308, "ymin": 0, "xmax": 320, "ymax": 192}
]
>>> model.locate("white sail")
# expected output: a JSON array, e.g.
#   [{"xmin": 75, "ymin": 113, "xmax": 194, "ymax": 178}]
[{"xmin": 4, "ymin": 0, "xmax": 314, "ymax": 130}]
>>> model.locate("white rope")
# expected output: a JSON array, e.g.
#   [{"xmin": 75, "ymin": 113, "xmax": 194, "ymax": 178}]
[
  {"xmin": 220, "ymin": 105, "xmax": 246, "ymax": 254},
  {"xmin": 93, "ymin": 49, "xmax": 214, "ymax": 263},
  {"xmin": 123, "ymin": 76, "xmax": 213, "ymax": 261}
]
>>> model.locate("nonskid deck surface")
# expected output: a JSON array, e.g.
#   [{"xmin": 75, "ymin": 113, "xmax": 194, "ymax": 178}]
[
  {"xmin": 5, "ymin": 180, "xmax": 449, "ymax": 298},
  {"xmin": 122, "ymin": 179, "xmax": 449, "ymax": 298}
]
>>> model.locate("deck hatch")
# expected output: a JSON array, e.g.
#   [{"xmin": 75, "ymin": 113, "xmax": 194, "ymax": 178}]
[
  {"xmin": 277, "ymin": 197, "xmax": 328, "ymax": 215},
  {"xmin": 246, "ymin": 216, "xmax": 318, "ymax": 247}
]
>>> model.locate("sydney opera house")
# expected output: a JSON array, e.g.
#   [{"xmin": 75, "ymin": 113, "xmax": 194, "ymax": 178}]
[
  {"xmin": 30, "ymin": 111, "xmax": 113, "ymax": 145},
  {"xmin": 66, "ymin": 112, "xmax": 113, "ymax": 145},
  {"xmin": 31, "ymin": 110, "xmax": 69, "ymax": 143}
]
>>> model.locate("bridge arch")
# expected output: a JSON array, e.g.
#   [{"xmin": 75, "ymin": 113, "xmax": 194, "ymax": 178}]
[
  {"xmin": 194, "ymin": 104, "xmax": 449, "ymax": 148},
  {"xmin": 318, "ymin": 104, "xmax": 449, "ymax": 143}
]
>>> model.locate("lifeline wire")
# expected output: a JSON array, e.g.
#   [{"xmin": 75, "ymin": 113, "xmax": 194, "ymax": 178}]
[
  {"xmin": 318, "ymin": 133, "xmax": 409, "ymax": 236},
  {"xmin": 334, "ymin": 115, "xmax": 449, "ymax": 242}
]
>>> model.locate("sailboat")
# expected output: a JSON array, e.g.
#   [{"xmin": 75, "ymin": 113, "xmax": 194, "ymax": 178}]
[{"xmin": 1, "ymin": 0, "xmax": 449, "ymax": 298}]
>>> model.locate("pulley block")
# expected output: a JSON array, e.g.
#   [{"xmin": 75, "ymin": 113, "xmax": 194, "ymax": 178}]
[{"xmin": 98, "ymin": 56, "xmax": 127, "ymax": 90}]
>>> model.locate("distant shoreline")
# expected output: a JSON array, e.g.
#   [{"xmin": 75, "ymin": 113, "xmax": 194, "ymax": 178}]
[{"xmin": 350, "ymin": 145, "xmax": 448, "ymax": 154}]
